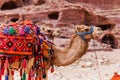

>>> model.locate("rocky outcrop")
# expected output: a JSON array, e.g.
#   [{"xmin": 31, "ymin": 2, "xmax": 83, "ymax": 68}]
[
  {"xmin": 66, "ymin": 0, "xmax": 120, "ymax": 10},
  {"xmin": 0, "ymin": 0, "xmax": 117, "ymax": 48},
  {"xmin": 0, "ymin": 0, "xmax": 34, "ymax": 9},
  {"xmin": 95, "ymin": 6, "xmax": 120, "ymax": 48},
  {"xmin": 0, "ymin": 1, "xmax": 114, "ymax": 27}
]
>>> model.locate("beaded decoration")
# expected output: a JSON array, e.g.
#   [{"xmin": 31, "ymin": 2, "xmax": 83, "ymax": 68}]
[{"xmin": 0, "ymin": 22, "xmax": 55, "ymax": 80}]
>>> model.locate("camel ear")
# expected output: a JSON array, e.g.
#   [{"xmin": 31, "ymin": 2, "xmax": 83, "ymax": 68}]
[{"xmin": 75, "ymin": 25, "xmax": 81, "ymax": 32}]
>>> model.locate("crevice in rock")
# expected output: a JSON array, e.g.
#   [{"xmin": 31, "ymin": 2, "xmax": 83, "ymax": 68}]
[
  {"xmin": 101, "ymin": 34, "xmax": 117, "ymax": 48},
  {"xmin": 48, "ymin": 12, "xmax": 59, "ymax": 19},
  {"xmin": 1, "ymin": 1, "xmax": 18, "ymax": 10}
]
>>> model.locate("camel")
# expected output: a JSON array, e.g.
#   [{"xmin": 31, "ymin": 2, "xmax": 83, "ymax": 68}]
[
  {"xmin": 25, "ymin": 25, "xmax": 103, "ymax": 80},
  {"xmin": 40, "ymin": 24, "xmax": 61, "ymax": 40},
  {"xmin": 53, "ymin": 25, "xmax": 102, "ymax": 66},
  {"xmin": 1, "ymin": 25, "xmax": 102, "ymax": 80}
]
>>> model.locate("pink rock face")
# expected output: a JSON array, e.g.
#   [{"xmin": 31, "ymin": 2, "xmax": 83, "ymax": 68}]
[
  {"xmin": 0, "ymin": 0, "xmax": 118, "ymax": 48},
  {"xmin": 66, "ymin": 0, "xmax": 120, "ymax": 10}
]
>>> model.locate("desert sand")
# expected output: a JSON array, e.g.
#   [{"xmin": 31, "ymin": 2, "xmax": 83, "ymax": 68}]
[{"xmin": 48, "ymin": 49, "xmax": 120, "ymax": 80}]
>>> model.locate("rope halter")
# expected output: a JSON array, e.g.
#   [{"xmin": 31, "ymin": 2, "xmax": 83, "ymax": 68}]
[{"xmin": 76, "ymin": 26, "xmax": 94, "ymax": 41}]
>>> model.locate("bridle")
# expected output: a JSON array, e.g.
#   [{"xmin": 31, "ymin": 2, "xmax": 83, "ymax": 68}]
[{"xmin": 76, "ymin": 26, "xmax": 94, "ymax": 41}]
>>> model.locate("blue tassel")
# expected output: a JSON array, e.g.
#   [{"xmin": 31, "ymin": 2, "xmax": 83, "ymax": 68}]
[
  {"xmin": 3, "ymin": 27, "xmax": 9, "ymax": 35},
  {"xmin": 36, "ymin": 26, "xmax": 40, "ymax": 35},
  {"xmin": 5, "ymin": 74, "xmax": 8, "ymax": 80},
  {"xmin": 24, "ymin": 26, "xmax": 30, "ymax": 34},
  {"xmin": 39, "ymin": 39, "xmax": 43, "ymax": 45}
]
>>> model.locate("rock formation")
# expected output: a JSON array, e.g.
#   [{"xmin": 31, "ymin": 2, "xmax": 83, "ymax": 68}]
[
  {"xmin": 66, "ymin": 0, "xmax": 120, "ymax": 10},
  {"xmin": 0, "ymin": 0, "xmax": 118, "ymax": 48}
]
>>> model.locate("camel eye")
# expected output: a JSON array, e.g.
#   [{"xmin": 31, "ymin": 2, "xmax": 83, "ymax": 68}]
[
  {"xmin": 42, "ymin": 27, "xmax": 45, "ymax": 31},
  {"xmin": 57, "ymin": 30, "xmax": 60, "ymax": 33},
  {"xmin": 85, "ymin": 29, "xmax": 89, "ymax": 32},
  {"xmin": 47, "ymin": 30, "xmax": 51, "ymax": 33}
]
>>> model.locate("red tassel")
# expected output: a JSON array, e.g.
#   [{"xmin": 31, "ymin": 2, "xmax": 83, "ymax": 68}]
[
  {"xmin": 31, "ymin": 70, "xmax": 35, "ymax": 80},
  {"xmin": 51, "ymin": 67, "xmax": 54, "ymax": 73},
  {"xmin": 11, "ymin": 70, "xmax": 14, "ymax": 75},
  {"xmin": 11, "ymin": 70, "xmax": 14, "ymax": 80},
  {"xmin": 11, "ymin": 57, "xmax": 15, "ymax": 62},
  {"xmin": 39, "ymin": 76, "xmax": 42, "ymax": 80},
  {"xmin": 1, "ymin": 67, "xmax": 4, "ymax": 75},
  {"xmin": 35, "ymin": 77, "xmax": 37, "ymax": 80},
  {"xmin": 22, "ymin": 59, "xmax": 27, "ymax": 69},
  {"xmin": 0, "ymin": 72, "xmax": 1, "ymax": 80},
  {"xmin": 20, "ymin": 68, "xmax": 22, "ymax": 77},
  {"xmin": 0, "ymin": 60, "xmax": 1, "ymax": 80},
  {"xmin": 28, "ymin": 72, "xmax": 31, "ymax": 80}
]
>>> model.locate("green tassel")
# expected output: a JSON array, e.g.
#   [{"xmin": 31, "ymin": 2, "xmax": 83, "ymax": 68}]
[
  {"xmin": 9, "ymin": 27, "xmax": 16, "ymax": 35},
  {"xmin": 22, "ymin": 72, "xmax": 26, "ymax": 80}
]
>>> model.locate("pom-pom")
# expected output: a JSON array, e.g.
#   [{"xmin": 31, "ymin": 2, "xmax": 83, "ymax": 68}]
[
  {"xmin": 9, "ymin": 26, "xmax": 16, "ymax": 35},
  {"xmin": 24, "ymin": 26, "xmax": 30, "ymax": 34},
  {"xmin": 3, "ymin": 27, "xmax": 9, "ymax": 35},
  {"xmin": 19, "ymin": 27, "xmax": 25, "ymax": 36}
]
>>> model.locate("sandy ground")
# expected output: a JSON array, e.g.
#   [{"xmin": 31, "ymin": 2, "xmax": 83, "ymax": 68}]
[
  {"xmin": 2, "ymin": 47, "xmax": 118, "ymax": 80},
  {"xmin": 48, "ymin": 49, "xmax": 120, "ymax": 80}
]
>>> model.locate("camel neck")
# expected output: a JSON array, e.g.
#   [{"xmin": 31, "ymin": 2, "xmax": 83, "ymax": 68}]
[{"xmin": 54, "ymin": 35, "xmax": 88, "ymax": 66}]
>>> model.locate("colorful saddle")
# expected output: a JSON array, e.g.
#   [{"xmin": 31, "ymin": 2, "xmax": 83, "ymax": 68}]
[
  {"xmin": 0, "ymin": 24, "xmax": 50, "ymax": 55},
  {"xmin": 0, "ymin": 23, "xmax": 55, "ymax": 80}
]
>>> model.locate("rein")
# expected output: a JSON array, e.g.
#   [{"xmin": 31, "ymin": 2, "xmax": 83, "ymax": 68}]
[
  {"xmin": 76, "ymin": 26, "xmax": 94, "ymax": 41},
  {"xmin": 92, "ymin": 39, "xmax": 102, "ymax": 80}
]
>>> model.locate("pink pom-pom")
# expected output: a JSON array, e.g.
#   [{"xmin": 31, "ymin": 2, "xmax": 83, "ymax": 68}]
[{"xmin": 19, "ymin": 27, "xmax": 25, "ymax": 35}]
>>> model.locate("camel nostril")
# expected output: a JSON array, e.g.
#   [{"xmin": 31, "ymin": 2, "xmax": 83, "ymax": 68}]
[
  {"xmin": 97, "ymin": 31, "xmax": 103, "ymax": 36},
  {"xmin": 97, "ymin": 28, "xmax": 102, "ymax": 31}
]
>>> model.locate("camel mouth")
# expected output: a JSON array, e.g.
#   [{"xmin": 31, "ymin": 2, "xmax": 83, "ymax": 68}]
[
  {"xmin": 44, "ymin": 30, "xmax": 52, "ymax": 35},
  {"xmin": 45, "ymin": 32, "xmax": 51, "ymax": 35},
  {"xmin": 93, "ymin": 35, "xmax": 99, "ymax": 40},
  {"xmin": 92, "ymin": 31, "xmax": 103, "ymax": 40}
]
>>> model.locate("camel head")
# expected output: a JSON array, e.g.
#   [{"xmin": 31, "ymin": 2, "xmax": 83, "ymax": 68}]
[
  {"xmin": 75, "ymin": 25, "xmax": 103, "ymax": 41},
  {"xmin": 40, "ymin": 26, "xmax": 61, "ymax": 39}
]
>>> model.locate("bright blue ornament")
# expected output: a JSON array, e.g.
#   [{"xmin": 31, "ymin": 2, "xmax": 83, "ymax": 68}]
[
  {"xmin": 24, "ymin": 26, "xmax": 30, "ymax": 34},
  {"xmin": 3, "ymin": 27, "xmax": 9, "ymax": 35}
]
